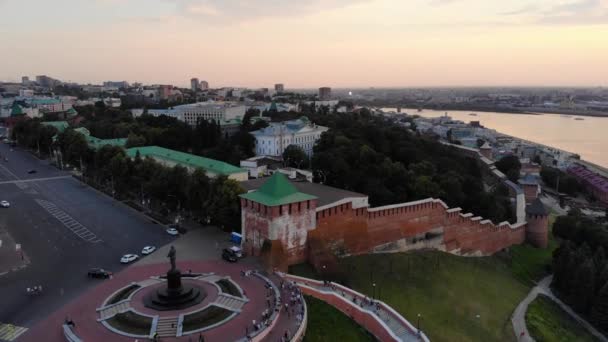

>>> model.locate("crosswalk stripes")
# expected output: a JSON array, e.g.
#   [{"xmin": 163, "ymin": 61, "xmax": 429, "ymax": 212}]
[
  {"xmin": 0, "ymin": 323, "xmax": 28, "ymax": 341},
  {"xmin": 35, "ymin": 199, "xmax": 103, "ymax": 244}
]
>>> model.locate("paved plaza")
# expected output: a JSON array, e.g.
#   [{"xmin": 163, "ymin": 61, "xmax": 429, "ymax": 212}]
[{"xmin": 23, "ymin": 260, "xmax": 304, "ymax": 342}]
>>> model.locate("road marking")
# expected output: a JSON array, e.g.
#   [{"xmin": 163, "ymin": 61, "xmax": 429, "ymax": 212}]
[
  {"xmin": 0, "ymin": 176, "xmax": 71, "ymax": 185},
  {"xmin": 34, "ymin": 199, "xmax": 103, "ymax": 244},
  {"xmin": 0, "ymin": 323, "xmax": 28, "ymax": 341}
]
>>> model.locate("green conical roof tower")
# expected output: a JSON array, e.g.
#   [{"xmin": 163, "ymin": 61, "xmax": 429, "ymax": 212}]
[{"xmin": 240, "ymin": 173, "xmax": 316, "ymax": 206}]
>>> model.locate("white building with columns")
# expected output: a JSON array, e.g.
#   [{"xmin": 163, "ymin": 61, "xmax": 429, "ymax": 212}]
[
  {"xmin": 251, "ymin": 117, "xmax": 328, "ymax": 157},
  {"xmin": 147, "ymin": 101, "xmax": 246, "ymax": 126}
]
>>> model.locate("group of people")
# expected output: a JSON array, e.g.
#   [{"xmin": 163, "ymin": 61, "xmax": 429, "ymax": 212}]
[{"xmin": 26, "ymin": 285, "xmax": 43, "ymax": 295}]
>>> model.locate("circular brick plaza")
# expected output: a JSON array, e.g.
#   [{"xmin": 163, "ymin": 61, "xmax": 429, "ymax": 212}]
[{"xmin": 24, "ymin": 260, "xmax": 304, "ymax": 342}]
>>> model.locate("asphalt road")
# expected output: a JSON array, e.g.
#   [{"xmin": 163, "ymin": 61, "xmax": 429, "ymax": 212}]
[{"xmin": 0, "ymin": 143, "xmax": 174, "ymax": 327}]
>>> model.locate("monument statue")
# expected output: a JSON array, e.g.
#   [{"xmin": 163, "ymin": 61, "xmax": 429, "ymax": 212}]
[
  {"xmin": 167, "ymin": 245, "xmax": 176, "ymax": 271},
  {"xmin": 145, "ymin": 244, "xmax": 205, "ymax": 310}
]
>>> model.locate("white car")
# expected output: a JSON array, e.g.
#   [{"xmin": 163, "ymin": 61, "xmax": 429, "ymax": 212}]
[
  {"xmin": 0, "ymin": 200, "xmax": 10, "ymax": 208},
  {"xmin": 141, "ymin": 246, "xmax": 156, "ymax": 255},
  {"xmin": 166, "ymin": 228, "xmax": 179, "ymax": 236},
  {"xmin": 120, "ymin": 254, "xmax": 139, "ymax": 264}
]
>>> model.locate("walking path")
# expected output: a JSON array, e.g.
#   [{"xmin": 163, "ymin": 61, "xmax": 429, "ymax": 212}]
[
  {"xmin": 511, "ymin": 275, "xmax": 608, "ymax": 342},
  {"xmin": 0, "ymin": 175, "xmax": 71, "ymax": 185},
  {"xmin": 280, "ymin": 273, "xmax": 428, "ymax": 342}
]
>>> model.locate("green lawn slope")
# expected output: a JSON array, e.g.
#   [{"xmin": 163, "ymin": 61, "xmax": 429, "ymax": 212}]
[{"xmin": 526, "ymin": 294, "xmax": 598, "ymax": 342}]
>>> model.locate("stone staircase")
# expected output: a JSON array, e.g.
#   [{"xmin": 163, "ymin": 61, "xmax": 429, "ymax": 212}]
[
  {"xmin": 155, "ymin": 316, "xmax": 179, "ymax": 337},
  {"xmin": 215, "ymin": 294, "xmax": 246, "ymax": 312},
  {"xmin": 97, "ymin": 301, "xmax": 130, "ymax": 320}
]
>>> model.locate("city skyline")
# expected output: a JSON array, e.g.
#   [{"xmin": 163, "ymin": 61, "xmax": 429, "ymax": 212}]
[{"xmin": 0, "ymin": 0, "xmax": 607, "ymax": 88}]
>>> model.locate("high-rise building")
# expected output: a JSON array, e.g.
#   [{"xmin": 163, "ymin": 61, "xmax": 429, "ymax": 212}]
[
  {"xmin": 200, "ymin": 80, "xmax": 209, "ymax": 90},
  {"xmin": 21, "ymin": 76, "xmax": 29, "ymax": 84},
  {"xmin": 319, "ymin": 87, "xmax": 332, "ymax": 100},
  {"xmin": 35, "ymin": 75, "xmax": 61, "ymax": 88},
  {"xmin": 103, "ymin": 81, "xmax": 129, "ymax": 89},
  {"xmin": 274, "ymin": 83, "xmax": 285, "ymax": 94},
  {"xmin": 190, "ymin": 78, "xmax": 199, "ymax": 92},
  {"xmin": 158, "ymin": 85, "xmax": 173, "ymax": 100}
]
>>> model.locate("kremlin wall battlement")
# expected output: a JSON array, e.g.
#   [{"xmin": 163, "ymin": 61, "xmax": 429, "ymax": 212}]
[{"xmin": 240, "ymin": 172, "xmax": 548, "ymax": 269}]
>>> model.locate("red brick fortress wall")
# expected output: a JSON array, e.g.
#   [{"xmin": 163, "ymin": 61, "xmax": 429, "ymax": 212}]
[{"xmin": 314, "ymin": 198, "xmax": 527, "ymax": 257}]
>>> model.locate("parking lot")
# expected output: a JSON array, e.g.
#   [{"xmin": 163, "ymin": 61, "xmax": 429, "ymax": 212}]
[{"xmin": 0, "ymin": 143, "xmax": 177, "ymax": 330}]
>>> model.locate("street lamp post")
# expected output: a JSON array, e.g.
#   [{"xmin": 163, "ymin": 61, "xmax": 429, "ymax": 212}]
[
  {"xmin": 417, "ymin": 313, "xmax": 422, "ymax": 336},
  {"xmin": 372, "ymin": 283, "xmax": 376, "ymax": 300}
]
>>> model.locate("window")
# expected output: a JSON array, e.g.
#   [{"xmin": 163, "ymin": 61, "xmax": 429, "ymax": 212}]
[
  {"xmin": 288, "ymin": 204, "xmax": 292, "ymax": 214},
  {"xmin": 298, "ymin": 202, "xmax": 301, "ymax": 211},
  {"xmin": 279, "ymin": 206, "xmax": 282, "ymax": 215}
]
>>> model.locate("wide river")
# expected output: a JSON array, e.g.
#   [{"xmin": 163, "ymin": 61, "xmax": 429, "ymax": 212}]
[{"xmin": 383, "ymin": 108, "xmax": 608, "ymax": 169}]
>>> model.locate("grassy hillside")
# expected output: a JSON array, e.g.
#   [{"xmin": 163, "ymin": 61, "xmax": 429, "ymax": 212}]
[
  {"xmin": 526, "ymin": 294, "xmax": 598, "ymax": 342},
  {"xmin": 292, "ymin": 221, "xmax": 561, "ymax": 341},
  {"xmin": 303, "ymin": 295, "xmax": 377, "ymax": 342}
]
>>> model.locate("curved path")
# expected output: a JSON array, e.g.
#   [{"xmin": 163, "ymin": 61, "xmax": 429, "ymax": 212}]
[
  {"xmin": 279, "ymin": 273, "xmax": 428, "ymax": 342},
  {"xmin": 511, "ymin": 275, "xmax": 608, "ymax": 342}
]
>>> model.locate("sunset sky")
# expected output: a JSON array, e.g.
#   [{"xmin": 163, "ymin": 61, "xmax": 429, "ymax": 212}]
[{"xmin": 0, "ymin": 0, "xmax": 607, "ymax": 88}]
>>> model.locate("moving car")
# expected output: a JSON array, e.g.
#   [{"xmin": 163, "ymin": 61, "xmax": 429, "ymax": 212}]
[
  {"xmin": 166, "ymin": 228, "xmax": 179, "ymax": 236},
  {"xmin": 141, "ymin": 246, "xmax": 156, "ymax": 255},
  {"xmin": 0, "ymin": 200, "xmax": 9, "ymax": 208},
  {"xmin": 87, "ymin": 268, "xmax": 112, "ymax": 279},
  {"xmin": 27, "ymin": 169, "xmax": 37, "ymax": 174},
  {"xmin": 120, "ymin": 254, "xmax": 139, "ymax": 264},
  {"xmin": 222, "ymin": 248, "xmax": 238, "ymax": 263}
]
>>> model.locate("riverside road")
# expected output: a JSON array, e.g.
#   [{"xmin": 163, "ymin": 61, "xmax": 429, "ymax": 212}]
[{"xmin": 0, "ymin": 143, "xmax": 173, "ymax": 332}]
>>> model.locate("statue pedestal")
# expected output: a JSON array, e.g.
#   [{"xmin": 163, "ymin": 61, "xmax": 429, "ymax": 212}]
[
  {"xmin": 166, "ymin": 269, "xmax": 183, "ymax": 294},
  {"xmin": 144, "ymin": 268, "xmax": 206, "ymax": 311}
]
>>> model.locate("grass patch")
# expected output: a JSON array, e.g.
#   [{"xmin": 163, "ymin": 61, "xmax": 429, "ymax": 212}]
[
  {"xmin": 217, "ymin": 279, "xmax": 242, "ymax": 297},
  {"xmin": 106, "ymin": 311, "xmax": 151, "ymax": 336},
  {"xmin": 303, "ymin": 295, "xmax": 377, "ymax": 342},
  {"xmin": 294, "ymin": 251, "xmax": 529, "ymax": 342},
  {"xmin": 508, "ymin": 214, "xmax": 559, "ymax": 285},
  {"xmin": 182, "ymin": 305, "xmax": 233, "ymax": 332},
  {"xmin": 107, "ymin": 284, "xmax": 140, "ymax": 305},
  {"xmin": 526, "ymin": 294, "xmax": 598, "ymax": 342}
]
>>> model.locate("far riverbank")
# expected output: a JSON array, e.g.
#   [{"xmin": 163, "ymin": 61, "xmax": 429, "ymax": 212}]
[{"xmin": 383, "ymin": 108, "xmax": 608, "ymax": 169}]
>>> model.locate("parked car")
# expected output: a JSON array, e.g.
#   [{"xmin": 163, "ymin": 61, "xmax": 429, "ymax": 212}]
[
  {"xmin": 120, "ymin": 254, "xmax": 139, "ymax": 264},
  {"xmin": 87, "ymin": 268, "xmax": 112, "ymax": 279},
  {"xmin": 141, "ymin": 246, "xmax": 156, "ymax": 255},
  {"xmin": 166, "ymin": 228, "xmax": 179, "ymax": 236},
  {"xmin": 27, "ymin": 169, "xmax": 37, "ymax": 174},
  {"xmin": 228, "ymin": 246, "xmax": 243, "ymax": 258},
  {"xmin": 0, "ymin": 200, "xmax": 9, "ymax": 208},
  {"xmin": 222, "ymin": 248, "xmax": 238, "ymax": 263}
]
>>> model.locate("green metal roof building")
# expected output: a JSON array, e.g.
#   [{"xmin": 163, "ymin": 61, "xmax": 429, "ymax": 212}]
[
  {"xmin": 239, "ymin": 172, "xmax": 317, "ymax": 206},
  {"xmin": 126, "ymin": 146, "xmax": 248, "ymax": 181}
]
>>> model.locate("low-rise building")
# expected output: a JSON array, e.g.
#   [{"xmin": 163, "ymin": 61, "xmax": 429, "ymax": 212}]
[
  {"xmin": 250, "ymin": 117, "xmax": 328, "ymax": 157},
  {"xmin": 240, "ymin": 156, "xmax": 283, "ymax": 178},
  {"xmin": 147, "ymin": 102, "xmax": 246, "ymax": 126},
  {"xmin": 126, "ymin": 146, "xmax": 248, "ymax": 181}
]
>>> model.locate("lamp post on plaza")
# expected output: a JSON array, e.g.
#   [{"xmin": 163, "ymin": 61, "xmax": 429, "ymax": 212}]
[
  {"xmin": 417, "ymin": 313, "xmax": 422, "ymax": 336},
  {"xmin": 372, "ymin": 283, "xmax": 376, "ymax": 300}
]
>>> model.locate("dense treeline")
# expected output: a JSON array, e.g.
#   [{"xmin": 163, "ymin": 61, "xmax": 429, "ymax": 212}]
[
  {"xmin": 552, "ymin": 211, "xmax": 608, "ymax": 332},
  {"xmin": 85, "ymin": 146, "xmax": 244, "ymax": 230},
  {"xmin": 540, "ymin": 166, "xmax": 583, "ymax": 196},
  {"xmin": 307, "ymin": 110, "xmax": 514, "ymax": 223}
]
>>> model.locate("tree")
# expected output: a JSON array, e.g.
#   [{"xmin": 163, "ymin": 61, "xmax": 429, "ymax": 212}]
[
  {"xmin": 58, "ymin": 129, "xmax": 90, "ymax": 168},
  {"xmin": 125, "ymin": 133, "xmax": 146, "ymax": 148},
  {"xmin": 592, "ymin": 283, "xmax": 608, "ymax": 331},
  {"xmin": 282, "ymin": 145, "xmax": 309, "ymax": 169},
  {"xmin": 495, "ymin": 155, "xmax": 521, "ymax": 182},
  {"xmin": 573, "ymin": 259, "xmax": 596, "ymax": 313},
  {"xmin": 207, "ymin": 176, "xmax": 245, "ymax": 231}
]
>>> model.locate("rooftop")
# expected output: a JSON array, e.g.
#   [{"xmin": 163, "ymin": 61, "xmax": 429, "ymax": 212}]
[
  {"xmin": 126, "ymin": 146, "xmax": 246, "ymax": 175},
  {"xmin": 239, "ymin": 173, "xmax": 317, "ymax": 206},
  {"xmin": 526, "ymin": 198, "xmax": 548, "ymax": 216},
  {"xmin": 241, "ymin": 176, "xmax": 367, "ymax": 207}
]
